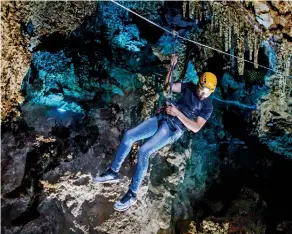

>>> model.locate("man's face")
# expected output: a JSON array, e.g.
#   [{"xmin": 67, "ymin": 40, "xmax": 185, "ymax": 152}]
[{"xmin": 196, "ymin": 83, "xmax": 214, "ymax": 100}]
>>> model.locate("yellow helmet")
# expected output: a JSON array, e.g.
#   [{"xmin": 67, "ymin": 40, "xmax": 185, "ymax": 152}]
[{"xmin": 199, "ymin": 72, "xmax": 217, "ymax": 91}]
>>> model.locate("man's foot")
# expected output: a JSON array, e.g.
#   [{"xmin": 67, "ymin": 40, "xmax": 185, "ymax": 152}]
[
  {"xmin": 92, "ymin": 168, "xmax": 120, "ymax": 184},
  {"xmin": 114, "ymin": 189, "xmax": 137, "ymax": 212}
]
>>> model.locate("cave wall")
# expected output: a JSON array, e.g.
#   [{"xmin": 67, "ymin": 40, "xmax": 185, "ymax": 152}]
[
  {"xmin": 1, "ymin": 1, "xmax": 96, "ymax": 119},
  {"xmin": 1, "ymin": 1, "xmax": 292, "ymax": 234}
]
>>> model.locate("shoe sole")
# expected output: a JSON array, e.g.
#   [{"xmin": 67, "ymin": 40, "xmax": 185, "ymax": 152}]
[
  {"xmin": 92, "ymin": 179, "xmax": 120, "ymax": 184},
  {"xmin": 113, "ymin": 199, "xmax": 137, "ymax": 212}
]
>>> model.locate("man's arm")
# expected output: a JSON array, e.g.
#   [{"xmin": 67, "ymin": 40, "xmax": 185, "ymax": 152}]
[
  {"xmin": 164, "ymin": 82, "xmax": 183, "ymax": 93},
  {"xmin": 176, "ymin": 112, "xmax": 206, "ymax": 133},
  {"xmin": 163, "ymin": 66, "xmax": 173, "ymax": 91},
  {"xmin": 165, "ymin": 105, "xmax": 207, "ymax": 133},
  {"xmin": 163, "ymin": 54, "xmax": 182, "ymax": 93}
]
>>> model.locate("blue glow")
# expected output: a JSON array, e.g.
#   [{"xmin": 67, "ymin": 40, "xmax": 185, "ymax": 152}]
[
  {"xmin": 261, "ymin": 40, "xmax": 277, "ymax": 82},
  {"xmin": 158, "ymin": 34, "xmax": 181, "ymax": 54},
  {"xmin": 58, "ymin": 108, "xmax": 66, "ymax": 112},
  {"xmin": 184, "ymin": 61, "xmax": 199, "ymax": 84},
  {"xmin": 212, "ymin": 96, "xmax": 256, "ymax": 110}
]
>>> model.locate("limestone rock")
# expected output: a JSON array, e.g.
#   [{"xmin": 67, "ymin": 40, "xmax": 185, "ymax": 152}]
[
  {"xmin": 253, "ymin": 1, "xmax": 270, "ymax": 14},
  {"xmin": 270, "ymin": 1, "xmax": 292, "ymax": 15},
  {"xmin": 1, "ymin": 196, "xmax": 31, "ymax": 225},
  {"xmin": 1, "ymin": 132, "xmax": 33, "ymax": 194},
  {"xmin": 1, "ymin": 1, "xmax": 96, "ymax": 119},
  {"xmin": 256, "ymin": 13, "xmax": 274, "ymax": 29},
  {"xmin": 1, "ymin": 2, "xmax": 32, "ymax": 119}
]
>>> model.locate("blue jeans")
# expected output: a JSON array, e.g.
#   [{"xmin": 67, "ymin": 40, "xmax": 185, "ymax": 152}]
[{"xmin": 110, "ymin": 115, "xmax": 183, "ymax": 194}]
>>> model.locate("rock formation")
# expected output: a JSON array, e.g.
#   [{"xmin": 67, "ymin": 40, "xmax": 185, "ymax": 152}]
[{"xmin": 1, "ymin": 1, "xmax": 291, "ymax": 234}]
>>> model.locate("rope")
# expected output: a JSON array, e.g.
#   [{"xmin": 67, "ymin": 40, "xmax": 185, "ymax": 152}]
[
  {"xmin": 168, "ymin": 31, "xmax": 178, "ymax": 99},
  {"xmin": 109, "ymin": 0, "xmax": 291, "ymax": 78}
]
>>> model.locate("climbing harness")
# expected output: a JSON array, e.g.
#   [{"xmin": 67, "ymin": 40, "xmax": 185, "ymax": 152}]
[{"xmin": 109, "ymin": 0, "xmax": 291, "ymax": 78}]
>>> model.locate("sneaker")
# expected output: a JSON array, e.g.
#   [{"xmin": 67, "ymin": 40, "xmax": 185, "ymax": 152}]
[
  {"xmin": 114, "ymin": 189, "xmax": 137, "ymax": 212},
  {"xmin": 92, "ymin": 168, "xmax": 120, "ymax": 184}
]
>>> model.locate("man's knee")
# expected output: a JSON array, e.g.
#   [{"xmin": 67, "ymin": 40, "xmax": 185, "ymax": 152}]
[
  {"xmin": 122, "ymin": 129, "xmax": 134, "ymax": 143},
  {"xmin": 138, "ymin": 145, "xmax": 152, "ymax": 160}
]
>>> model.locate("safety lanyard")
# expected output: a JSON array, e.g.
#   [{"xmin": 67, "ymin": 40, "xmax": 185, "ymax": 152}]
[{"xmin": 168, "ymin": 30, "xmax": 178, "ymax": 100}]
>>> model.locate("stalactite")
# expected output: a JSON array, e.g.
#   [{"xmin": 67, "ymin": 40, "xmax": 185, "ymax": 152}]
[
  {"xmin": 237, "ymin": 32, "xmax": 245, "ymax": 75},
  {"xmin": 182, "ymin": 0, "xmax": 187, "ymax": 18},
  {"xmin": 198, "ymin": 3, "xmax": 201, "ymax": 23},
  {"xmin": 240, "ymin": 47, "xmax": 245, "ymax": 75},
  {"xmin": 280, "ymin": 68, "xmax": 286, "ymax": 104},
  {"xmin": 254, "ymin": 36, "xmax": 259, "ymax": 69},
  {"xmin": 213, "ymin": 4, "xmax": 218, "ymax": 29},
  {"xmin": 231, "ymin": 48, "xmax": 235, "ymax": 69},
  {"xmin": 285, "ymin": 55, "xmax": 291, "ymax": 77},
  {"xmin": 234, "ymin": 21, "xmax": 239, "ymax": 37},
  {"xmin": 211, "ymin": 5, "xmax": 215, "ymax": 29},
  {"xmin": 248, "ymin": 32, "xmax": 253, "ymax": 61},
  {"xmin": 195, "ymin": 11, "xmax": 199, "ymax": 24},
  {"xmin": 206, "ymin": 2, "xmax": 211, "ymax": 23},
  {"xmin": 201, "ymin": 1, "xmax": 205, "ymax": 22},
  {"xmin": 224, "ymin": 25, "xmax": 229, "ymax": 52},
  {"xmin": 279, "ymin": 42, "xmax": 290, "ymax": 104},
  {"xmin": 211, "ymin": 4, "xmax": 214, "ymax": 30},
  {"xmin": 281, "ymin": 75, "xmax": 286, "ymax": 97},
  {"xmin": 228, "ymin": 12, "xmax": 232, "ymax": 52},
  {"xmin": 215, "ymin": 4, "xmax": 222, "ymax": 30},
  {"xmin": 189, "ymin": 1, "xmax": 196, "ymax": 19},
  {"xmin": 192, "ymin": 2, "xmax": 201, "ymax": 23}
]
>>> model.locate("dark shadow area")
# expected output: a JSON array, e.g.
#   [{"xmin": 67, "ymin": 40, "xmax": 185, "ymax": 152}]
[
  {"xmin": 189, "ymin": 108, "xmax": 292, "ymax": 234},
  {"xmin": 34, "ymin": 32, "xmax": 69, "ymax": 53},
  {"xmin": 206, "ymin": 53, "xmax": 225, "ymax": 82},
  {"xmin": 244, "ymin": 47, "xmax": 270, "ymax": 87},
  {"xmin": 131, "ymin": 11, "xmax": 165, "ymax": 44}
]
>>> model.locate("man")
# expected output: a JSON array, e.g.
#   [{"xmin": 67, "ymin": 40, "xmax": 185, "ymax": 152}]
[{"xmin": 93, "ymin": 55, "xmax": 217, "ymax": 212}]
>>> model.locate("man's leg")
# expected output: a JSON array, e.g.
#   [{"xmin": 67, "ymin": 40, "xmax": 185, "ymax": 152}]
[
  {"xmin": 94, "ymin": 116, "xmax": 161, "ymax": 184},
  {"xmin": 113, "ymin": 121, "xmax": 183, "ymax": 211},
  {"xmin": 110, "ymin": 116, "xmax": 160, "ymax": 173},
  {"xmin": 128, "ymin": 121, "xmax": 182, "ymax": 194}
]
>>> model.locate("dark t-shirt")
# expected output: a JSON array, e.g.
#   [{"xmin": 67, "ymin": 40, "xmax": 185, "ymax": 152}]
[{"xmin": 166, "ymin": 82, "xmax": 213, "ymax": 131}]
